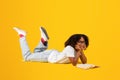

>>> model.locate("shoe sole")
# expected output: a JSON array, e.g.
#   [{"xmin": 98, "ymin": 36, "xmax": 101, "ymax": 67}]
[{"xmin": 41, "ymin": 27, "xmax": 49, "ymax": 40}]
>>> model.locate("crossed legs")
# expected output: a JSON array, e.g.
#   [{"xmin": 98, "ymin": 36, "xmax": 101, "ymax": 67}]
[{"xmin": 13, "ymin": 27, "xmax": 52, "ymax": 62}]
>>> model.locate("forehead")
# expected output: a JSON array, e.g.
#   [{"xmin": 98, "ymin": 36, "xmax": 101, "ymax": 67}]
[{"xmin": 79, "ymin": 37, "xmax": 85, "ymax": 41}]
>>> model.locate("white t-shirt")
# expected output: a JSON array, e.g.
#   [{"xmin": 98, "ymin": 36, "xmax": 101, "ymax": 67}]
[{"xmin": 48, "ymin": 45, "xmax": 75, "ymax": 63}]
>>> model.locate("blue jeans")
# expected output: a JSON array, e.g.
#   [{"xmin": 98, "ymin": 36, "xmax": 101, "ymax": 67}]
[{"xmin": 19, "ymin": 37, "xmax": 54, "ymax": 62}]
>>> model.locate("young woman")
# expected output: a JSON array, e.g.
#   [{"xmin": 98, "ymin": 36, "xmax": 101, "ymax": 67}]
[{"xmin": 13, "ymin": 27, "xmax": 89, "ymax": 66}]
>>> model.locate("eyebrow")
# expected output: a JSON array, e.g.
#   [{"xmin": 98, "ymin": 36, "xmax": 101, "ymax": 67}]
[{"xmin": 78, "ymin": 41, "xmax": 85, "ymax": 43}]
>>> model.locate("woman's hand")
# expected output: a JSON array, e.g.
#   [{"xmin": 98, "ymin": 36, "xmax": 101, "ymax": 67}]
[
  {"xmin": 69, "ymin": 45, "xmax": 82, "ymax": 66},
  {"xmin": 75, "ymin": 44, "xmax": 83, "ymax": 52},
  {"xmin": 75, "ymin": 44, "xmax": 87, "ymax": 64}
]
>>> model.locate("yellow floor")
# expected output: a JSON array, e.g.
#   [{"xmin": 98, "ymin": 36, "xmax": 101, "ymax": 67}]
[{"xmin": 1, "ymin": 0, "xmax": 120, "ymax": 80}]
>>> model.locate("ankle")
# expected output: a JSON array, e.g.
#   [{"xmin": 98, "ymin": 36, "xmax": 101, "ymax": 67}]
[{"xmin": 41, "ymin": 38, "xmax": 48, "ymax": 46}]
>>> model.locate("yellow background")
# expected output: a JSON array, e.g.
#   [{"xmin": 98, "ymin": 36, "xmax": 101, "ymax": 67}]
[{"xmin": 0, "ymin": 0, "xmax": 120, "ymax": 80}]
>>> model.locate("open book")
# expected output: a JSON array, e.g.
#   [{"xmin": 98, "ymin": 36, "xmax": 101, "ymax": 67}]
[{"xmin": 76, "ymin": 64, "xmax": 98, "ymax": 69}]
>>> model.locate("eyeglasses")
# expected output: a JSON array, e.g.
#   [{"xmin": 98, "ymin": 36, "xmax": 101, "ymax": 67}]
[{"xmin": 77, "ymin": 41, "xmax": 85, "ymax": 44}]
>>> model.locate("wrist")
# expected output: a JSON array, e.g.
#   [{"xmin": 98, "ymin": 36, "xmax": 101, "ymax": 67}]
[{"xmin": 76, "ymin": 52, "xmax": 81, "ymax": 57}]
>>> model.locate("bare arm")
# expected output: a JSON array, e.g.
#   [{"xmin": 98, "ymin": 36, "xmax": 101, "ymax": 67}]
[
  {"xmin": 80, "ymin": 51, "xmax": 87, "ymax": 64},
  {"xmin": 68, "ymin": 44, "xmax": 87, "ymax": 66},
  {"xmin": 68, "ymin": 51, "xmax": 81, "ymax": 66}
]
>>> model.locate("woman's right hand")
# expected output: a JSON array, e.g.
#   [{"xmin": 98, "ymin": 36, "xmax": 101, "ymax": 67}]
[{"xmin": 75, "ymin": 44, "xmax": 83, "ymax": 52}]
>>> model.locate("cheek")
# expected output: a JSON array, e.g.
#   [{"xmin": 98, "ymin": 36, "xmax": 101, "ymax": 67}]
[
  {"xmin": 83, "ymin": 45, "xmax": 87, "ymax": 49},
  {"xmin": 76, "ymin": 43, "xmax": 81, "ymax": 45},
  {"xmin": 81, "ymin": 44, "xmax": 86, "ymax": 48},
  {"xmin": 80, "ymin": 43, "xmax": 84, "ymax": 46},
  {"xmin": 78, "ymin": 43, "xmax": 84, "ymax": 47}
]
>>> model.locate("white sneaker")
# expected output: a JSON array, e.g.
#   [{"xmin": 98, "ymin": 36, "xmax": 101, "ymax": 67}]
[
  {"xmin": 13, "ymin": 27, "xmax": 26, "ymax": 36},
  {"xmin": 40, "ymin": 27, "xmax": 49, "ymax": 41}
]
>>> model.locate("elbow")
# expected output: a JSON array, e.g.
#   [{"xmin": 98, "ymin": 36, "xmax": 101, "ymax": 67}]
[
  {"xmin": 72, "ymin": 63, "xmax": 76, "ymax": 66},
  {"xmin": 71, "ymin": 62, "xmax": 77, "ymax": 66},
  {"xmin": 69, "ymin": 57, "xmax": 78, "ymax": 66}
]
